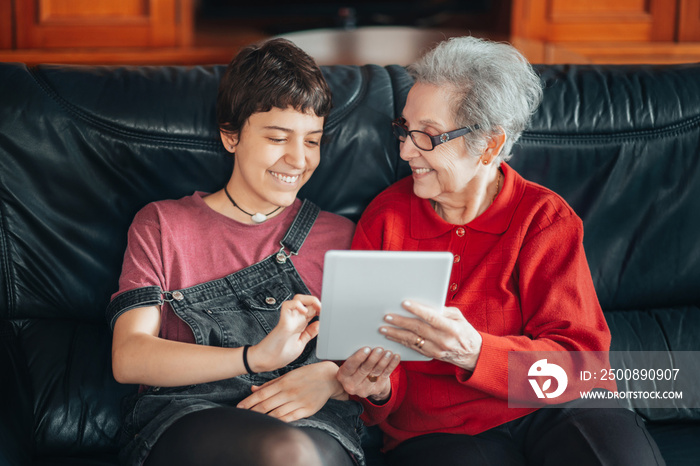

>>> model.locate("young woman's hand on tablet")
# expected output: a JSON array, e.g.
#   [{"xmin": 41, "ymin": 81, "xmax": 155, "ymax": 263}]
[
  {"xmin": 380, "ymin": 300, "xmax": 482, "ymax": 372},
  {"xmin": 337, "ymin": 347, "xmax": 400, "ymax": 404},
  {"xmin": 248, "ymin": 294, "xmax": 321, "ymax": 373}
]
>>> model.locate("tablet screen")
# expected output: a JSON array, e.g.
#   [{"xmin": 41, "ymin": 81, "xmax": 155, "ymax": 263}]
[{"xmin": 317, "ymin": 250, "xmax": 453, "ymax": 361}]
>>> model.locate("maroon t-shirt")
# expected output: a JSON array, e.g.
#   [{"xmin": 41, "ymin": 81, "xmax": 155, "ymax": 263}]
[{"xmin": 112, "ymin": 192, "xmax": 355, "ymax": 344}]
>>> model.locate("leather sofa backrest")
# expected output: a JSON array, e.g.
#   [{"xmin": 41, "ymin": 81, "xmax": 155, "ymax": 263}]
[
  {"xmin": 1, "ymin": 62, "xmax": 699, "ymax": 455},
  {"xmin": 511, "ymin": 64, "xmax": 700, "ymax": 421},
  {"xmin": 0, "ymin": 64, "xmax": 413, "ymax": 323},
  {"xmin": 515, "ymin": 65, "xmax": 700, "ymax": 316}
]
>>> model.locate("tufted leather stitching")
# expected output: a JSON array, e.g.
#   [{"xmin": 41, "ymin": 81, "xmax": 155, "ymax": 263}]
[
  {"xmin": 521, "ymin": 113, "xmax": 700, "ymax": 145},
  {"xmin": 28, "ymin": 66, "xmax": 222, "ymax": 151},
  {"xmin": 323, "ymin": 65, "xmax": 370, "ymax": 131}
]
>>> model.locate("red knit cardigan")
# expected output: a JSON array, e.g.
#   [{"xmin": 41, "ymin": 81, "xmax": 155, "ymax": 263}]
[{"xmin": 351, "ymin": 163, "xmax": 612, "ymax": 452}]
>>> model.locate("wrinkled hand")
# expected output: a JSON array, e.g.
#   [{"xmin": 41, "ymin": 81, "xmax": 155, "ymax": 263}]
[
  {"xmin": 381, "ymin": 300, "xmax": 482, "ymax": 371},
  {"xmin": 337, "ymin": 347, "xmax": 400, "ymax": 404},
  {"xmin": 237, "ymin": 361, "xmax": 345, "ymax": 422},
  {"xmin": 250, "ymin": 295, "xmax": 321, "ymax": 373}
]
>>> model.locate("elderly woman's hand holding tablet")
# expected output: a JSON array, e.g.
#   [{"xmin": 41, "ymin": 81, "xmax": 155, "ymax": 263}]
[
  {"xmin": 380, "ymin": 300, "xmax": 483, "ymax": 371},
  {"xmin": 338, "ymin": 300, "xmax": 483, "ymax": 404},
  {"xmin": 336, "ymin": 36, "xmax": 665, "ymax": 466}
]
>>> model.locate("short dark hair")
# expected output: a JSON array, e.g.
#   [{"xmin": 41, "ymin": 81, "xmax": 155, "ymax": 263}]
[{"xmin": 216, "ymin": 38, "xmax": 332, "ymax": 135}]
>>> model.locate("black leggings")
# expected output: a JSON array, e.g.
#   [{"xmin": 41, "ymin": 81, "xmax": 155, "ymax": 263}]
[
  {"xmin": 386, "ymin": 399, "xmax": 665, "ymax": 466},
  {"xmin": 144, "ymin": 407, "xmax": 355, "ymax": 466}
]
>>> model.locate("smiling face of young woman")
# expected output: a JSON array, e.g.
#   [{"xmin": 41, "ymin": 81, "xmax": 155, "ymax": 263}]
[{"xmin": 220, "ymin": 106, "xmax": 324, "ymax": 216}]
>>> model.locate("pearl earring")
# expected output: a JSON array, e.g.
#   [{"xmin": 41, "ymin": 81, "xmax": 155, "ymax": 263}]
[{"xmin": 482, "ymin": 159, "xmax": 489, "ymax": 165}]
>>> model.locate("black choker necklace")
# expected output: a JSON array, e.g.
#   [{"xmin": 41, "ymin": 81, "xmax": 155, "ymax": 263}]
[{"xmin": 223, "ymin": 186, "xmax": 282, "ymax": 223}]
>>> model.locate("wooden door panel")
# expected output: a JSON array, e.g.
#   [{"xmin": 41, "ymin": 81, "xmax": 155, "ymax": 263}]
[
  {"xmin": 550, "ymin": 0, "xmax": 648, "ymax": 15},
  {"xmin": 678, "ymin": 0, "xmax": 700, "ymax": 41},
  {"xmin": 512, "ymin": 0, "xmax": 677, "ymax": 42},
  {"xmin": 15, "ymin": 0, "xmax": 181, "ymax": 48},
  {"xmin": 0, "ymin": 0, "xmax": 12, "ymax": 49},
  {"xmin": 38, "ymin": 0, "xmax": 149, "ymax": 20}
]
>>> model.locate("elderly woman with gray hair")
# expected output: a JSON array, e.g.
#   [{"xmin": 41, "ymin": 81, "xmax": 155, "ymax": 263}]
[{"xmin": 337, "ymin": 37, "xmax": 665, "ymax": 465}]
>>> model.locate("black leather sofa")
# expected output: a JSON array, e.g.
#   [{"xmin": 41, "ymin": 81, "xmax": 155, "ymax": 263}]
[{"xmin": 1, "ymin": 60, "xmax": 699, "ymax": 466}]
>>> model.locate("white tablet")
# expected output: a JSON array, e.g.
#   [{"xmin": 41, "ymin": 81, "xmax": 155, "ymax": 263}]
[{"xmin": 316, "ymin": 250, "xmax": 453, "ymax": 361}]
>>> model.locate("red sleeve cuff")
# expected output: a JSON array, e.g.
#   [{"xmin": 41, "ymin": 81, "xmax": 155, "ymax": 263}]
[
  {"xmin": 354, "ymin": 364, "xmax": 405, "ymax": 426},
  {"xmin": 455, "ymin": 332, "xmax": 511, "ymax": 400}
]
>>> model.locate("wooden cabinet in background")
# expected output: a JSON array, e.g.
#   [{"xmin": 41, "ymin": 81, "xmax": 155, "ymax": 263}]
[
  {"xmin": 678, "ymin": 0, "xmax": 700, "ymax": 42},
  {"xmin": 2, "ymin": 0, "xmax": 700, "ymax": 65},
  {"xmin": 0, "ymin": 0, "xmax": 12, "ymax": 50},
  {"xmin": 14, "ymin": 0, "xmax": 193, "ymax": 49},
  {"xmin": 512, "ymin": 0, "xmax": 676, "ymax": 42},
  {"xmin": 0, "ymin": 0, "xmax": 262, "ymax": 65},
  {"xmin": 511, "ymin": 0, "xmax": 700, "ymax": 63}
]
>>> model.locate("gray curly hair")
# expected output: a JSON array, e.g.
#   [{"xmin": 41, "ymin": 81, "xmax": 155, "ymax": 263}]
[{"xmin": 407, "ymin": 36, "xmax": 543, "ymax": 162}]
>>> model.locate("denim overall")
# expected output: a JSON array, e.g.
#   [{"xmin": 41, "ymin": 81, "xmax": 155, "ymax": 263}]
[{"xmin": 108, "ymin": 200, "xmax": 365, "ymax": 466}]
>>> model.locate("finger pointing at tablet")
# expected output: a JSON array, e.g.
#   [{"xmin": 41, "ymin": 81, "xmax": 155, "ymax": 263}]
[{"xmin": 251, "ymin": 294, "xmax": 322, "ymax": 372}]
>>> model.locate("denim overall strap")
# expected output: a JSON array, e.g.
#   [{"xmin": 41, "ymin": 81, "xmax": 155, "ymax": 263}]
[
  {"xmin": 106, "ymin": 200, "xmax": 321, "ymax": 331},
  {"xmin": 279, "ymin": 199, "xmax": 320, "ymax": 256}
]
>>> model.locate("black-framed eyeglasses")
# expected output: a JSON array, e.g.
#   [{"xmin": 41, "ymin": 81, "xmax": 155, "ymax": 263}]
[{"xmin": 391, "ymin": 117, "xmax": 479, "ymax": 151}]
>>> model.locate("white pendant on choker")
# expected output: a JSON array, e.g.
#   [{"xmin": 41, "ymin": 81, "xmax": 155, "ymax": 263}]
[
  {"xmin": 223, "ymin": 186, "xmax": 282, "ymax": 223},
  {"xmin": 251, "ymin": 212, "xmax": 270, "ymax": 223}
]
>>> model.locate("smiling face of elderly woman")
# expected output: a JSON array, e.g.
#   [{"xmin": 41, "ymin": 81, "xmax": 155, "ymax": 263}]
[
  {"xmin": 399, "ymin": 37, "xmax": 543, "ymax": 222},
  {"xmin": 398, "ymin": 82, "xmax": 505, "ymax": 212}
]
